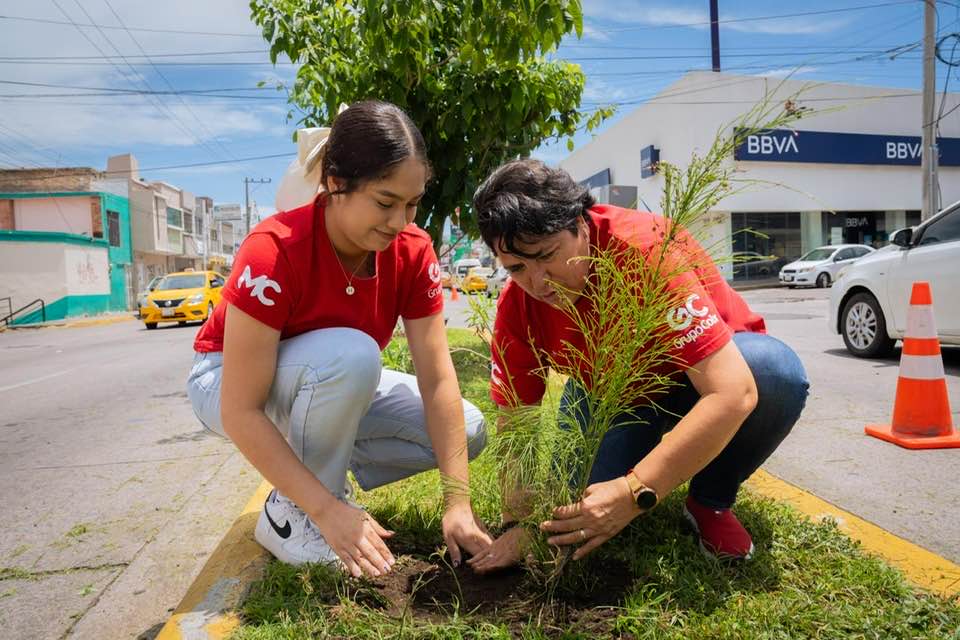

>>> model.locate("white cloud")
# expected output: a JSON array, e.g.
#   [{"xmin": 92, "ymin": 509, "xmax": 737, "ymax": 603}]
[
  {"xmin": 0, "ymin": 0, "xmax": 288, "ymax": 161},
  {"xmin": 582, "ymin": 79, "xmax": 627, "ymax": 103},
  {"xmin": 581, "ymin": 23, "xmax": 611, "ymax": 42},
  {"xmin": 757, "ymin": 66, "xmax": 821, "ymax": 78}
]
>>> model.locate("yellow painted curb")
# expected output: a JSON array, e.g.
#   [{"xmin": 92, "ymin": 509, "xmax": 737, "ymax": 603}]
[
  {"xmin": 746, "ymin": 469, "xmax": 960, "ymax": 599},
  {"xmin": 3, "ymin": 315, "xmax": 136, "ymax": 331},
  {"xmin": 61, "ymin": 315, "xmax": 137, "ymax": 329},
  {"xmin": 156, "ymin": 481, "xmax": 272, "ymax": 640}
]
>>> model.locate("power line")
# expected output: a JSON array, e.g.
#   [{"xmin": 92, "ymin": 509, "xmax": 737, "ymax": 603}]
[
  {"xmin": 0, "ymin": 49, "xmax": 271, "ymax": 61},
  {"xmin": 600, "ymin": 1, "xmax": 918, "ymax": 33},
  {"xmin": 1, "ymin": 152, "xmax": 296, "ymax": 180},
  {"xmin": 0, "ymin": 14, "xmax": 263, "ymax": 37},
  {"xmin": 99, "ymin": 0, "xmax": 237, "ymax": 161},
  {"xmin": 48, "ymin": 0, "xmax": 220, "ymax": 162},
  {"xmin": 60, "ymin": 0, "xmax": 228, "ymax": 163}
]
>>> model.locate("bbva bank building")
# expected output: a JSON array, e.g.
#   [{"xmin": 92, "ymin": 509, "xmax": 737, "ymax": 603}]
[{"xmin": 559, "ymin": 71, "xmax": 960, "ymax": 284}]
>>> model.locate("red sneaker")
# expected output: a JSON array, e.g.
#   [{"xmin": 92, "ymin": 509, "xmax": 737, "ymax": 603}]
[{"xmin": 683, "ymin": 496, "xmax": 755, "ymax": 560}]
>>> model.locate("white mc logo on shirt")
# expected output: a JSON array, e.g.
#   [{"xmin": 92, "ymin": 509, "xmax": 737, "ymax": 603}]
[
  {"xmin": 237, "ymin": 265, "xmax": 282, "ymax": 307},
  {"xmin": 666, "ymin": 293, "xmax": 710, "ymax": 331}
]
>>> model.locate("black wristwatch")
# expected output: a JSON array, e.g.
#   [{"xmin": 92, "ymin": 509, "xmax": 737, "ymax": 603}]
[{"xmin": 625, "ymin": 470, "xmax": 659, "ymax": 511}]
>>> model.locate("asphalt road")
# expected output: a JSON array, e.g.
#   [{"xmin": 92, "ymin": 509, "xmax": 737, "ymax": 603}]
[{"xmin": 0, "ymin": 319, "xmax": 260, "ymax": 640}]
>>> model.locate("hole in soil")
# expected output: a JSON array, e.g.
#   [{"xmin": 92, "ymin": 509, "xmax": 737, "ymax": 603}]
[{"xmin": 360, "ymin": 537, "xmax": 638, "ymax": 631}]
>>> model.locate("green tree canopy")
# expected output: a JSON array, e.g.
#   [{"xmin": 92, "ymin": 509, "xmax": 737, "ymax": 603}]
[{"xmin": 250, "ymin": 0, "xmax": 612, "ymax": 246}]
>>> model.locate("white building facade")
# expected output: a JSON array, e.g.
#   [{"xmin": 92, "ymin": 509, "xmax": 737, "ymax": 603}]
[{"xmin": 560, "ymin": 72, "xmax": 960, "ymax": 283}]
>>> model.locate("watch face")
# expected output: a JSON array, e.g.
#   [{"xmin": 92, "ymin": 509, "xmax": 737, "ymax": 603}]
[{"xmin": 636, "ymin": 488, "xmax": 657, "ymax": 510}]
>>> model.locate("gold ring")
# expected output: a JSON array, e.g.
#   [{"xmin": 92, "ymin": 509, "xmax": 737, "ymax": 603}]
[{"xmin": 579, "ymin": 528, "xmax": 586, "ymax": 540}]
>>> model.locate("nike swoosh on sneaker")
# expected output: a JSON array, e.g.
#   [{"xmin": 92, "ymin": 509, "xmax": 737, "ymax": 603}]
[{"xmin": 264, "ymin": 501, "xmax": 292, "ymax": 539}]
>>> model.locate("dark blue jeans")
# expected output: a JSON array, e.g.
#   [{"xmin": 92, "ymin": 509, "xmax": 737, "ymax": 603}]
[{"xmin": 559, "ymin": 332, "xmax": 809, "ymax": 509}]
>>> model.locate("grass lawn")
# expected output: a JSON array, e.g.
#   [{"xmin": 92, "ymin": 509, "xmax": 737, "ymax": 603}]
[{"xmin": 230, "ymin": 329, "xmax": 960, "ymax": 639}]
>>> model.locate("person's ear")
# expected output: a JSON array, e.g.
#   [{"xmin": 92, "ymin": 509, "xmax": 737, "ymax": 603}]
[{"xmin": 324, "ymin": 175, "xmax": 345, "ymax": 194}]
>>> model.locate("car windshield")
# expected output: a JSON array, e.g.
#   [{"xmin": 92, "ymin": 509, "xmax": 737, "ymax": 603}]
[
  {"xmin": 799, "ymin": 248, "xmax": 836, "ymax": 261},
  {"xmin": 157, "ymin": 274, "xmax": 205, "ymax": 290}
]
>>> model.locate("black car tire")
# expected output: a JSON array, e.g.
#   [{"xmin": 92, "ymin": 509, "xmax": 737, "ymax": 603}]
[
  {"xmin": 816, "ymin": 272, "xmax": 831, "ymax": 288},
  {"xmin": 178, "ymin": 321, "xmax": 188, "ymax": 326},
  {"xmin": 145, "ymin": 322, "xmax": 157, "ymax": 330},
  {"xmin": 841, "ymin": 292, "xmax": 896, "ymax": 358}
]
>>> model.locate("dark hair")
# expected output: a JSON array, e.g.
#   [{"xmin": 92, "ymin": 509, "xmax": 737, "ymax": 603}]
[
  {"xmin": 322, "ymin": 100, "xmax": 432, "ymax": 195},
  {"xmin": 473, "ymin": 159, "xmax": 595, "ymax": 257}
]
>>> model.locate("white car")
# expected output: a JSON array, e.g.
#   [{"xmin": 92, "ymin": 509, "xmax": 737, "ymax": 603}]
[
  {"xmin": 779, "ymin": 244, "xmax": 875, "ymax": 288},
  {"xmin": 135, "ymin": 275, "xmax": 163, "ymax": 318},
  {"xmin": 829, "ymin": 200, "xmax": 960, "ymax": 357},
  {"xmin": 485, "ymin": 266, "xmax": 510, "ymax": 298}
]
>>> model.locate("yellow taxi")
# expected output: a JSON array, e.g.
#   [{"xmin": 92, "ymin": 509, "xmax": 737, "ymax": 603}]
[
  {"xmin": 460, "ymin": 266, "xmax": 493, "ymax": 294},
  {"xmin": 142, "ymin": 269, "xmax": 225, "ymax": 329}
]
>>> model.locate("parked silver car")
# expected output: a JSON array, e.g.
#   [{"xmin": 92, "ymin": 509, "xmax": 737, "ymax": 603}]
[{"xmin": 779, "ymin": 244, "xmax": 874, "ymax": 288}]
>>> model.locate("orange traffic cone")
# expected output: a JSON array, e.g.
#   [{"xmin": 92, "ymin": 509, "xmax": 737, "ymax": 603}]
[
  {"xmin": 865, "ymin": 282, "xmax": 960, "ymax": 449},
  {"xmin": 450, "ymin": 283, "xmax": 460, "ymax": 301}
]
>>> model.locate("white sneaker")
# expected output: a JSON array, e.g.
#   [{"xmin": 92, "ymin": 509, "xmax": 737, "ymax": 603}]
[{"xmin": 254, "ymin": 489, "xmax": 341, "ymax": 566}]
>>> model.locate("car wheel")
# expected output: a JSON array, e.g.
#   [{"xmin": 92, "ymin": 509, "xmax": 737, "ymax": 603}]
[
  {"xmin": 841, "ymin": 292, "xmax": 895, "ymax": 358},
  {"xmin": 178, "ymin": 321, "xmax": 188, "ymax": 326},
  {"xmin": 816, "ymin": 272, "xmax": 831, "ymax": 288},
  {"xmin": 145, "ymin": 322, "xmax": 157, "ymax": 330}
]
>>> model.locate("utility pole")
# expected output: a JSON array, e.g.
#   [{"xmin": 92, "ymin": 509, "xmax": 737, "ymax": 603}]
[
  {"xmin": 921, "ymin": 0, "xmax": 938, "ymax": 221},
  {"xmin": 710, "ymin": 0, "xmax": 721, "ymax": 72},
  {"xmin": 244, "ymin": 177, "xmax": 271, "ymax": 236},
  {"xmin": 201, "ymin": 199, "xmax": 209, "ymax": 270}
]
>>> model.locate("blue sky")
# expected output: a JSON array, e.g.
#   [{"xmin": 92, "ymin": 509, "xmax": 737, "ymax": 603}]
[{"xmin": 0, "ymin": 0, "xmax": 957, "ymax": 218}]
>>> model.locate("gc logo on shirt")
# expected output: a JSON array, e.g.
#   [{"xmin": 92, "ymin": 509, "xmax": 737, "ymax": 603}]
[
  {"xmin": 427, "ymin": 262, "xmax": 441, "ymax": 284},
  {"xmin": 666, "ymin": 294, "xmax": 710, "ymax": 331},
  {"xmin": 237, "ymin": 265, "xmax": 282, "ymax": 306}
]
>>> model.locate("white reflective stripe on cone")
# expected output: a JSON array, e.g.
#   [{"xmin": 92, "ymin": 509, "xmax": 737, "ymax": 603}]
[
  {"xmin": 898, "ymin": 354, "xmax": 946, "ymax": 380},
  {"xmin": 906, "ymin": 305, "xmax": 938, "ymax": 339}
]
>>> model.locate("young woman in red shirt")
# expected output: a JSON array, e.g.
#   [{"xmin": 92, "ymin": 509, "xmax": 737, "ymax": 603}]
[{"xmin": 188, "ymin": 101, "xmax": 490, "ymax": 578}]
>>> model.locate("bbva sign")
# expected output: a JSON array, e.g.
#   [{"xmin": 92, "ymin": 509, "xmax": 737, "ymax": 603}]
[{"xmin": 734, "ymin": 128, "xmax": 960, "ymax": 167}]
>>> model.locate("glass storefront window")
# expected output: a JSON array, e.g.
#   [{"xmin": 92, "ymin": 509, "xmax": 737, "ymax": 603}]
[{"xmin": 731, "ymin": 212, "xmax": 801, "ymax": 282}]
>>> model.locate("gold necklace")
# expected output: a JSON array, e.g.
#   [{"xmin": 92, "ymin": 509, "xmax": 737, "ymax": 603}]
[
  {"xmin": 334, "ymin": 250, "xmax": 370, "ymax": 296},
  {"xmin": 325, "ymin": 207, "xmax": 370, "ymax": 295}
]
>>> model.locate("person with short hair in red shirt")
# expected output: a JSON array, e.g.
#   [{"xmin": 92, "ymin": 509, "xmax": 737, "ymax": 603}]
[
  {"xmin": 466, "ymin": 159, "xmax": 808, "ymax": 573},
  {"xmin": 188, "ymin": 101, "xmax": 490, "ymax": 578}
]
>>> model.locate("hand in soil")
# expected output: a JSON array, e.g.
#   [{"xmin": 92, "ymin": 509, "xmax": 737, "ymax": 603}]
[
  {"xmin": 316, "ymin": 500, "xmax": 395, "ymax": 578},
  {"xmin": 442, "ymin": 502, "xmax": 493, "ymax": 567},
  {"xmin": 541, "ymin": 476, "xmax": 641, "ymax": 560},
  {"xmin": 467, "ymin": 525, "xmax": 529, "ymax": 574}
]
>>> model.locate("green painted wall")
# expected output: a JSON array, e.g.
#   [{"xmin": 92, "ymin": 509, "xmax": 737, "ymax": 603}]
[
  {"xmin": 98, "ymin": 192, "xmax": 132, "ymax": 311},
  {"xmin": 11, "ymin": 294, "xmax": 111, "ymax": 325}
]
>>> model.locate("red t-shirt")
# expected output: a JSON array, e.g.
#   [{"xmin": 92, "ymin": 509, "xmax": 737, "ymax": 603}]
[
  {"xmin": 490, "ymin": 205, "xmax": 766, "ymax": 407},
  {"xmin": 194, "ymin": 196, "xmax": 443, "ymax": 353}
]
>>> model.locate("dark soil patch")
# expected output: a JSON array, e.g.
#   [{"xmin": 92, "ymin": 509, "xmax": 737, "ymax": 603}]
[{"xmin": 356, "ymin": 536, "xmax": 639, "ymax": 634}]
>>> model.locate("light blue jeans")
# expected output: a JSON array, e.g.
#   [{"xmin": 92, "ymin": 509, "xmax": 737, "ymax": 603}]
[{"xmin": 186, "ymin": 327, "xmax": 487, "ymax": 498}]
